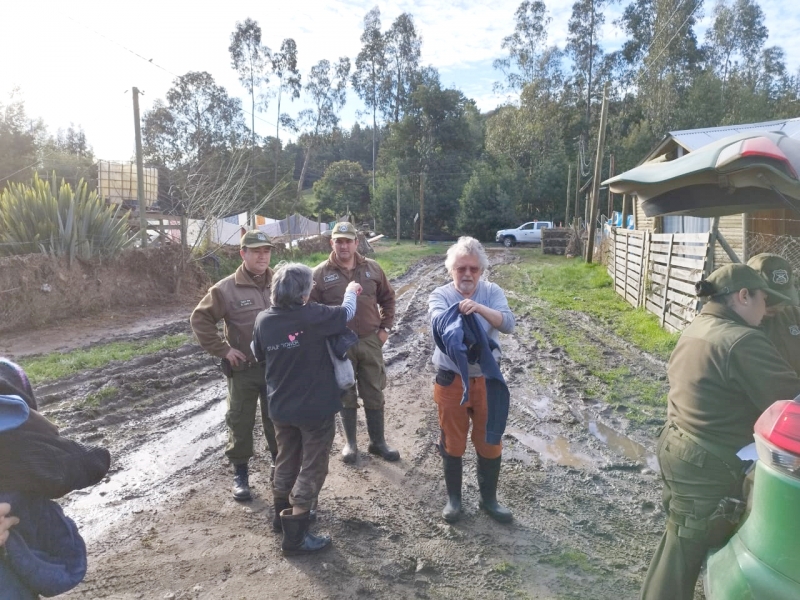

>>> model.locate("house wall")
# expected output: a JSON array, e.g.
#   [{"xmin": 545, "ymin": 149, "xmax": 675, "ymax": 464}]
[{"xmin": 633, "ymin": 198, "xmax": 744, "ymax": 269}]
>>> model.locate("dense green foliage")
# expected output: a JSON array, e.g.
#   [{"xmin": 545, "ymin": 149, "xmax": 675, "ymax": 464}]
[
  {"xmin": 2, "ymin": 1, "xmax": 798, "ymax": 244},
  {"xmin": 0, "ymin": 173, "xmax": 132, "ymax": 260}
]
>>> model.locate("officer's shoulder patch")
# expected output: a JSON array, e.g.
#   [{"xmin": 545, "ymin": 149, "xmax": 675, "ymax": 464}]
[
  {"xmin": 323, "ymin": 273, "xmax": 340, "ymax": 283},
  {"xmin": 789, "ymin": 325, "xmax": 800, "ymax": 336},
  {"xmin": 365, "ymin": 271, "xmax": 371, "ymax": 278}
]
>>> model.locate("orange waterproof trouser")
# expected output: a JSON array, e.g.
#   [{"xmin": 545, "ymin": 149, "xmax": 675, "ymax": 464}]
[{"xmin": 433, "ymin": 372, "xmax": 502, "ymax": 459}]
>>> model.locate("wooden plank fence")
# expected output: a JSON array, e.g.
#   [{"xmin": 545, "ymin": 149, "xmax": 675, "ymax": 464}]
[{"xmin": 607, "ymin": 229, "xmax": 711, "ymax": 332}]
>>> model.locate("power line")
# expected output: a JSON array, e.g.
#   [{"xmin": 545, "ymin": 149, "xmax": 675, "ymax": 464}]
[{"xmin": 640, "ymin": 0, "xmax": 703, "ymax": 78}]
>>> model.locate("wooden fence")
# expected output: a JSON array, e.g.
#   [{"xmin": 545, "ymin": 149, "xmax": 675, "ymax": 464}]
[{"xmin": 607, "ymin": 229, "xmax": 712, "ymax": 332}]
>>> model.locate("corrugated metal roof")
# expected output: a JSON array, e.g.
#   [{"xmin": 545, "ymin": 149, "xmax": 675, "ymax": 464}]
[{"xmin": 670, "ymin": 117, "xmax": 800, "ymax": 152}]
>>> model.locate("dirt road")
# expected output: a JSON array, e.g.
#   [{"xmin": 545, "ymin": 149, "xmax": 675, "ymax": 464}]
[{"xmin": 24, "ymin": 251, "xmax": 670, "ymax": 599}]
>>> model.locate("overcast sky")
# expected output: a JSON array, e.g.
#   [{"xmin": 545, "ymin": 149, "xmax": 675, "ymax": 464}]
[{"xmin": 2, "ymin": 0, "xmax": 798, "ymax": 163}]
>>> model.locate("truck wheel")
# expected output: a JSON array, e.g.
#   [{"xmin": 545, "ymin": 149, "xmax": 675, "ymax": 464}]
[{"xmin": 503, "ymin": 236, "xmax": 516, "ymax": 248}]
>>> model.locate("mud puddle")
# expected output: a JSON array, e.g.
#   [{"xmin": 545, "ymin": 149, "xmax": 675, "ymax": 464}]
[{"xmin": 64, "ymin": 387, "xmax": 226, "ymax": 542}]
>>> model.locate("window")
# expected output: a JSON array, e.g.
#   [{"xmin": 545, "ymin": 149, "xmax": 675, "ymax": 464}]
[{"xmin": 662, "ymin": 215, "xmax": 711, "ymax": 234}]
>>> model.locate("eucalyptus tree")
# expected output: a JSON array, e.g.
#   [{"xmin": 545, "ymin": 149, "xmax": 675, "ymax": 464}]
[
  {"xmin": 270, "ymin": 38, "xmax": 301, "ymax": 182},
  {"xmin": 352, "ymin": 6, "xmax": 388, "ymax": 196},
  {"xmin": 384, "ymin": 13, "xmax": 421, "ymax": 123},
  {"xmin": 289, "ymin": 58, "xmax": 351, "ymax": 204},
  {"xmin": 705, "ymin": 0, "xmax": 768, "ymax": 93},
  {"xmin": 567, "ymin": 0, "xmax": 607, "ymax": 131},
  {"xmin": 618, "ymin": 0, "xmax": 704, "ymax": 137},
  {"xmin": 229, "ymin": 19, "xmax": 271, "ymax": 152},
  {"xmin": 493, "ymin": 0, "xmax": 551, "ymax": 93}
]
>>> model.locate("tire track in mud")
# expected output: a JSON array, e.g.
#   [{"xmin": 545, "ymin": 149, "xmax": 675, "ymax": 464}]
[{"xmin": 49, "ymin": 249, "xmax": 668, "ymax": 599}]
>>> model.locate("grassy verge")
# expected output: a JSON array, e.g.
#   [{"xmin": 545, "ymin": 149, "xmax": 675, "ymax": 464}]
[
  {"xmin": 20, "ymin": 333, "xmax": 190, "ymax": 385},
  {"xmin": 495, "ymin": 249, "xmax": 678, "ymax": 359},
  {"xmin": 493, "ymin": 249, "xmax": 676, "ymax": 416}
]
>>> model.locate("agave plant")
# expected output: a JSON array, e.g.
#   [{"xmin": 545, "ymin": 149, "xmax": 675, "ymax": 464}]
[{"xmin": 0, "ymin": 172, "xmax": 133, "ymax": 262}]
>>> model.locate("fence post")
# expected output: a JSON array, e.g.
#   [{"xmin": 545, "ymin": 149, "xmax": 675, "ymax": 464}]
[
  {"xmin": 639, "ymin": 231, "xmax": 650, "ymax": 308},
  {"xmin": 624, "ymin": 231, "xmax": 630, "ymax": 304},
  {"xmin": 661, "ymin": 234, "xmax": 675, "ymax": 327}
]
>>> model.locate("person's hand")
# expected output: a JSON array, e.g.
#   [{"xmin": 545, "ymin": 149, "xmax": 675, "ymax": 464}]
[
  {"xmin": 458, "ymin": 299, "xmax": 482, "ymax": 316},
  {"xmin": 377, "ymin": 328, "xmax": 389, "ymax": 346},
  {"xmin": 0, "ymin": 503, "xmax": 19, "ymax": 547},
  {"xmin": 346, "ymin": 282, "xmax": 362, "ymax": 296},
  {"xmin": 225, "ymin": 347, "xmax": 247, "ymax": 367}
]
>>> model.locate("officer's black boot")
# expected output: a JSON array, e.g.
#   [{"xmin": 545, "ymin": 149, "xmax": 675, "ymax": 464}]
[
  {"xmin": 364, "ymin": 408, "xmax": 400, "ymax": 461},
  {"xmin": 272, "ymin": 497, "xmax": 291, "ymax": 533},
  {"xmin": 442, "ymin": 453, "xmax": 462, "ymax": 523},
  {"xmin": 280, "ymin": 509, "xmax": 331, "ymax": 555},
  {"xmin": 232, "ymin": 463, "xmax": 251, "ymax": 501},
  {"xmin": 476, "ymin": 454, "xmax": 512, "ymax": 523},
  {"xmin": 340, "ymin": 408, "xmax": 359, "ymax": 464}
]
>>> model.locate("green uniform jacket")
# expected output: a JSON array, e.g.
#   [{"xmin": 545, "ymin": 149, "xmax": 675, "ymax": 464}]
[
  {"xmin": 666, "ymin": 302, "xmax": 800, "ymax": 455},
  {"xmin": 309, "ymin": 252, "xmax": 395, "ymax": 338},
  {"xmin": 761, "ymin": 305, "xmax": 800, "ymax": 376},
  {"xmin": 190, "ymin": 265, "xmax": 272, "ymax": 367}
]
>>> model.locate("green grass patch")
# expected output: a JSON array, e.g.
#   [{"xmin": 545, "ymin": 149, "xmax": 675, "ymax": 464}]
[
  {"xmin": 371, "ymin": 241, "xmax": 446, "ymax": 279},
  {"xmin": 494, "ymin": 249, "xmax": 678, "ymax": 360},
  {"xmin": 492, "ymin": 561, "xmax": 516, "ymax": 575},
  {"xmin": 83, "ymin": 386, "xmax": 118, "ymax": 407},
  {"xmin": 539, "ymin": 550, "xmax": 601, "ymax": 575},
  {"xmin": 20, "ymin": 333, "xmax": 190, "ymax": 384}
]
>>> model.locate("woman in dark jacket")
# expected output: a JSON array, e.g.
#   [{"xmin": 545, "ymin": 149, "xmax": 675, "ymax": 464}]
[
  {"xmin": 252, "ymin": 262, "xmax": 361, "ymax": 555},
  {"xmin": 640, "ymin": 264, "xmax": 800, "ymax": 599}
]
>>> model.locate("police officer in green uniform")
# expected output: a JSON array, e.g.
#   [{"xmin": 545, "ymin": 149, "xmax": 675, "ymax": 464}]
[
  {"xmin": 190, "ymin": 230, "xmax": 278, "ymax": 501},
  {"xmin": 747, "ymin": 253, "xmax": 800, "ymax": 376},
  {"xmin": 310, "ymin": 222, "xmax": 399, "ymax": 464},
  {"xmin": 640, "ymin": 264, "xmax": 800, "ymax": 600}
]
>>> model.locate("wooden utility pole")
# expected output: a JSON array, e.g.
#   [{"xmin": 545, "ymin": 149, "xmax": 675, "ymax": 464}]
[
  {"xmin": 395, "ymin": 169, "xmax": 400, "ymax": 244},
  {"xmin": 419, "ymin": 172, "xmax": 425, "ymax": 245},
  {"xmin": 607, "ymin": 154, "xmax": 615, "ymax": 219},
  {"xmin": 621, "ymin": 194, "xmax": 630, "ymax": 231},
  {"xmin": 574, "ymin": 163, "xmax": 580, "ymax": 227},
  {"xmin": 132, "ymin": 87, "xmax": 147, "ymax": 248},
  {"xmin": 585, "ymin": 83, "xmax": 610, "ymax": 264},
  {"xmin": 565, "ymin": 165, "xmax": 571, "ymax": 226}
]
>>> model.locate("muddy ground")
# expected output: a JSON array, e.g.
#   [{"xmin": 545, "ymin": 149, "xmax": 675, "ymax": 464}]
[{"xmin": 13, "ymin": 249, "xmax": 675, "ymax": 599}]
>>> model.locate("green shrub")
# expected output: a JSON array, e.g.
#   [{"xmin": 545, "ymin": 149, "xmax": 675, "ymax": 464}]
[{"xmin": 0, "ymin": 172, "xmax": 133, "ymax": 261}]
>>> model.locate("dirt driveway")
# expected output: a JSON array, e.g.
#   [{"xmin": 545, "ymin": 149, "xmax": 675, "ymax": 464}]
[{"xmin": 17, "ymin": 250, "xmax": 670, "ymax": 599}]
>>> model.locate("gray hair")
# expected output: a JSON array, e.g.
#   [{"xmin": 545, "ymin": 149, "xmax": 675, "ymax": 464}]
[
  {"xmin": 445, "ymin": 236, "xmax": 489, "ymax": 273},
  {"xmin": 271, "ymin": 262, "xmax": 313, "ymax": 308}
]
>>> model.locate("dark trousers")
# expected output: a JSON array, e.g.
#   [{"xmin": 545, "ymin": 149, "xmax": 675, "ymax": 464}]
[
  {"xmin": 272, "ymin": 417, "xmax": 336, "ymax": 511},
  {"xmin": 640, "ymin": 424, "xmax": 743, "ymax": 600},
  {"xmin": 224, "ymin": 365, "xmax": 277, "ymax": 465},
  {"xmin": 342, "ymin": 334, "xmax": 386, "ymax": 410}
]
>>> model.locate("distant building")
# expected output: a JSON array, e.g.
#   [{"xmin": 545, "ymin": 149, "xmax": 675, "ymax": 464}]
[{"xmin": 97, "ymin": 160, "xmax": 158, "ymax": 211}]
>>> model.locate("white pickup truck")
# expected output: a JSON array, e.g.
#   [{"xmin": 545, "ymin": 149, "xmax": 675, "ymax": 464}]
[{"xmin": 495, "ymin": 221, "xmax": 553, "ymax": 247}]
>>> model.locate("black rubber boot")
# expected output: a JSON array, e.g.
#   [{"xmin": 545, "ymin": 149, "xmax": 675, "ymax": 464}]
[
  {"xmin": 477, "ymin": 454, "xmax": 512, "ymax": 523},
  {"xmin": 364, "ymin": 408, "xmax": 400, "ymax": 461},
  {"xmin": 340, "ymin": 408, "xmax": 358, "ymax": 464},
  {"xmin": 442, "ymin": 453, "xmax": 462, "ymax": 523},
  {"xmin": 280, "ymin": 509, "xmax": 331, "ymax": 555},
  {"xmin": 272, "ymin": 497, "xmax": 291, "ymax": 532},
  {"xmin": 232, "ymin": 463, "xmax": 251, "ymax": 501}
]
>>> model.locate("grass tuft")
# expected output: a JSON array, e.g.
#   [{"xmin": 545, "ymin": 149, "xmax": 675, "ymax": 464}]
[{"xmin": 21, "ymin": 333, "xmax": 189, "ymax": 384}]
